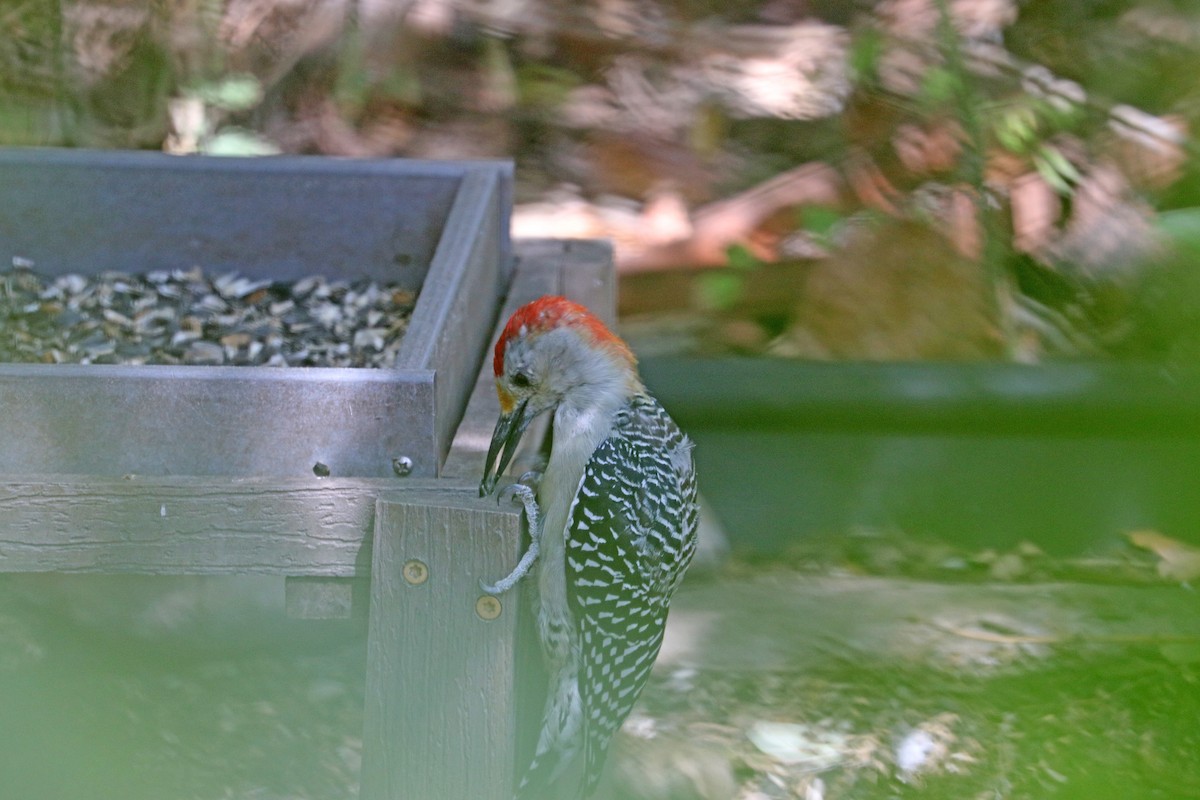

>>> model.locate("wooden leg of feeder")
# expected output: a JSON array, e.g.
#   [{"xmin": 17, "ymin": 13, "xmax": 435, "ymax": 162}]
[{"xmin": 361, "ymin": 488, "xmax": 524, "ymax": 800}]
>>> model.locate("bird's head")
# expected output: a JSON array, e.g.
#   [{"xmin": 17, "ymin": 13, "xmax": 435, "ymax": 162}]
[{"xmin": 479, "ymin": 295, "xmax": 640, "ymax": 496}]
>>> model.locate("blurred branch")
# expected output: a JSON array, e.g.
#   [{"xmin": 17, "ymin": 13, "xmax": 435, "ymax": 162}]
[
  {"xmin": 513, "ymin": 162, "xmax": 843, "ymax": 273},
  {"xmin": 628, "ymin": 162, "xmax": 842, "ymax": 271}
]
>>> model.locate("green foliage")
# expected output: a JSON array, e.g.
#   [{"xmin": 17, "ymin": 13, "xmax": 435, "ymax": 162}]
[
  {"xmin": 694, "ymin": 244, "xmax": 767, "ymax": 311},
  {"xmin": 993, "ymin": 104, "xmax": 1042, "ymax": 155},
  {"xmin": 989, "ymin": 94, "xmax": 1089, "ymax": 210},
  {"xmin": 695, "ymin": 271, "xmax": 745, "ymax": 312},
  {"xmin": 1156, "ymin": 208, "xmax": 1200, "ymax": 256},
  {"xmin": 516, "ymin": 63, "xmax": 583, "ymax": 110},
  {"xmin": 918, "ymin": 65, "xmax": 963, "ymax": 111},
  {"xmin": 189, "ymin": 75, "xmax": 262, "ymax": 112},
  {"xmin": 725, "ymin": 243, "xmax": 764, "ymax": 272},
  {"xmin": 688, "ymin": 103, "xmax": 728, "ymax": 159},
  {"xmin": 1156, "ymin": 642, "xmax": 1200, "ymax": 681},
  {"xmin": 849, "ymin": 26, "xmax": 885, "ymax": 87},
  {"xmin": 333, "ymin": 30, "xmax": 370, "ymax": 117},
  {"xmin": 800, "ymin": 205, "xmax": 843, "ymax": 245},
  {"xmin": 201, "ymin": 128, "xmax": 280, "ymax": 156},
  {"xmin": 375, "ymin": 66, "xmax": 424, "ymax": 107},
  {"xmin": 1031, "ymin": 144, "xmax": 1081, "ymax": 195}
]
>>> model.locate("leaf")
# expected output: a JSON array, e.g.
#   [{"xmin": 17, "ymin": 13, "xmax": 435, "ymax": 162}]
[
  {"xmin": 801, "ymin": 206, "xmax": 842, "ymax": 241},
  {"xmin": 1038, "ymin": 145, "xmax": 1082, "ymax": 184},
  {"xmin": 191, "ymin": 75, "xmax": 262, "ymax": 112},
  {"xmin": 849, "ymin": 27, "xmax": 884, "ymax": 85},
  {"xmin": 1033, "ymin": 153, "xmax": 1074, "ymax": 196},
  {"xmin": 994, "ymin": 106, "xmax": 1039, "ymax": 153},
  {"xmin": 201, "ymin": 128, "xmax": 280, "ymax": 157},
  {"xmin": 694, "ymin": 272, "xmax": 744, "ymax": 312},
  {"xmin": 517, "ymin": 64, "xmax": 582, "ymax": 110},
  {"xmin": 920, "ymin": 67, "xmax": 961, "ymax": 108},
  {"xmin": 724, "ymin": 244, "xmax": 762, "ymax": 272},
  {"xmin": 334, "ymin": 30, "xmax": 370, "ymax": 115},
  {"xmin": 689, "ymin": 103, "xmax": 727, "ymax": 159}
]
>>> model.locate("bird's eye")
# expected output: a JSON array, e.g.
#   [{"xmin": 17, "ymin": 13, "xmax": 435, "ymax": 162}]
[{"xmin": 511, "ymin": 372, "xmax": 532, "ymax": 389}]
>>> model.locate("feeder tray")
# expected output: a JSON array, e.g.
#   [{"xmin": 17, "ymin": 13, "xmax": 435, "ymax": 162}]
[{"xmin": 0, "ymin": 148, "xmax": 512, "ymax": 478}]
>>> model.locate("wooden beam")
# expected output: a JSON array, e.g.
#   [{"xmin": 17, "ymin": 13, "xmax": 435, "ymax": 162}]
[
  {"xmin": 557, "ymin": 238, "xmax": 617, "ymax": 328},
  {"xmin": 0, "ymin": 474, "xmax": 427, "ymax": 576},
  {"xmin": 400, "ymin": 166, "xmax": 513, "ymax": 467},
  {"xmin": 361, "ymin": 487, "xmax": 523, "ymax": 800}
]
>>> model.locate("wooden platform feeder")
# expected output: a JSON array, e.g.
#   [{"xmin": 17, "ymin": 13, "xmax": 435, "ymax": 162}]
[{"xmin": 0, "ymin": 149, "xmax": 615, "ymax": 799}]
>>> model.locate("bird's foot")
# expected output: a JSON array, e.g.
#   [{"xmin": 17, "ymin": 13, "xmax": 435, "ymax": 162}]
[
  {"xmin": 497, "ymin": 482, "xmax": 541, "ymax": 529},
  {"xmin": 517, "ymin": 469, "xmax": 543, "ymax": 491},
  {"xmin": 481, "ymin": 483, "xmax": 542, "ymax": 595}
]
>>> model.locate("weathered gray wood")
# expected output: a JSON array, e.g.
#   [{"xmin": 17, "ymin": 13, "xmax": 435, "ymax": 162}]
[
  {"xmin": 441, "ymin": 254, "xmax": 559, "ymax": 481},
  {"xmin": 557, "ymin": 238, "xmax": 617, "ymax": 329},
  {"xmin": 0, "ymin": 474, "xmax": 424, "ymax": 575},
  {"xmin": 277, "ymin": 234, "xmax": 557, "ymax": 615},
  {"xmin": 399, "ymin": 165, "xmax": 514, "ymax": 471},
  {"xmin": 0, "ymin": 151, "xmax": 511, "ymax": 479},
  {"xmin": 0, "ymin": 364, "xmax": 439, "ymax": 479},
  {"xmin": 0, "ymin": 149, "xmax": 485, "ymax": 282},
  {"xmin": 0, "ymin": 239, "xmax": 616, "ymax": 794},
  {"xmin": 361, "ymin": 488, "xmax": 523, "ymax": 800}
]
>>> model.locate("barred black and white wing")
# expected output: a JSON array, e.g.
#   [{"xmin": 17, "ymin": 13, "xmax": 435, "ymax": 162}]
[{"xmin": 564, "ymin": 394, "xmax": 699, "ymax": 797}]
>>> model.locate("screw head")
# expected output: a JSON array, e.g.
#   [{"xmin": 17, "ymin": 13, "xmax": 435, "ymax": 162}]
[
  {"xmin": 475, "ymin": 595, "xmax": 502, "ymax": 620},
  {"xmin": 392, "ymin": 456, "xmax": 413, "ymax": 477},
  {"xmin": 402, "ymin": 559, "xmax": 428, "ymax": 585}
]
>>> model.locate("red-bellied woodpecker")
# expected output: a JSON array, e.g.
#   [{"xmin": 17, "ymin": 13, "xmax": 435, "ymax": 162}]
[{"xmin": 479, "ymin": 295, "xmax": 699, "ymax": 799}]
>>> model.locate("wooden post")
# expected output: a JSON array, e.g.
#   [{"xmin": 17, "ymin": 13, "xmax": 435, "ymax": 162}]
[{"xmin": 361, "ymin": 486, "xmax": 524, "ymax": 800}]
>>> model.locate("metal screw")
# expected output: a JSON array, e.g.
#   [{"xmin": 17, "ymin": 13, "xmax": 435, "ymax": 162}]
[
  {"xmin": 392, "ymin": 456, "xmax": 413, "ymax": 477},
  {"xmin": 312, "ymin": 461, "xmax": 331, "ymax": 477},
  {"xmin": 475, "ymin": 595, "xmax": 502, "ymax": 620},
  {"xmin": 402, "ymin": 559, "xmax": 428, "ymax": 585}
]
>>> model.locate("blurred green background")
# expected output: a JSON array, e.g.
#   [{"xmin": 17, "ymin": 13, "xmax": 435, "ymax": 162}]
[{"xmin": 3, "ymin": 1, "xmax": 1200, "ymax": 798}]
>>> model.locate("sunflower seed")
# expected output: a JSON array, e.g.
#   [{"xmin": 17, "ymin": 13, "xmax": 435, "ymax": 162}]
[{"xmin": 0, "ymin": 266, "xmax": 417, "ymax": 368}]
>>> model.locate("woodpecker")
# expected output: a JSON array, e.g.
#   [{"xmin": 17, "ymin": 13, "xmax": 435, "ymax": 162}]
[{"xmin": 479, "ymin": 295, "xmax": 699, "ymax": 800}]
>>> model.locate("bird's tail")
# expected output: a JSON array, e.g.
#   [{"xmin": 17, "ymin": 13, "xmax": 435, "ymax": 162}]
[
  {"xmin": 579, "ymin": 734, "xmax": 615, "ymax": 799},
  {"xmin": 514, "ymin": 666, "xmax": 584, "ymax": 800}
]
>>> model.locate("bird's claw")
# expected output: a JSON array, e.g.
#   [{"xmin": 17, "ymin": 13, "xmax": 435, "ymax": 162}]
[
  {"xmin": 478, "ymin": 530, "xmax": 540, "ymax": 595},
  {"xmin": 497, "ymin": 481, "xmax": 534, "ymax": 506},
  {"xmin": 482, "ymin": 482, "xmax": 542, "ymax": 594},
  {"xmin": 517, "ymin": 469, "xmax": 543, "ymax": 490}
]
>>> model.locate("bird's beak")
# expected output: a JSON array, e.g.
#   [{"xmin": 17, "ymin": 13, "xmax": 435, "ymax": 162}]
[{"xmin": 479, "ymin": 398, "xmax": 534, "ymax": 497}]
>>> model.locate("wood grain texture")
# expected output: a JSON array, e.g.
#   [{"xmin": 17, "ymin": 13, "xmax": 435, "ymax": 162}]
[
  {"xmin": 0, "ymin": 474, "xmax": 419, "ymax": 575},
  {"xmin": 440, "ymin": 253, "xmax": 558, "ymax": 481},
  {"xmin": 0, "ymin": 364, "xmax": 439, "ymax": 479},
  {"xmin": 0, "ymin": 156, "xmax": 514, "ymax": 480},
  {"xmin": 557, "ymin": 238, "xmax": 617, "ymax": 329},
  {"xmin": 361, "ymin": 488, "xmax": 523, "ymax": 800},
  {"xmin": 0, "ymin": 241, "xmax": 615, "ymax": 795},
  {"xmin": 400, "ymin": 166, "xmax": 513, "ymax": 469}
]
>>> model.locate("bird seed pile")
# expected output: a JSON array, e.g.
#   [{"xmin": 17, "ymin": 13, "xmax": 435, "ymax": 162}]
[{"xmin": 0, "ymin": 264, "xmax": 417, "ymax": 367}]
